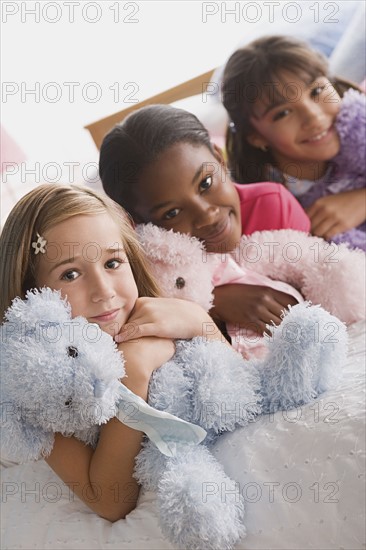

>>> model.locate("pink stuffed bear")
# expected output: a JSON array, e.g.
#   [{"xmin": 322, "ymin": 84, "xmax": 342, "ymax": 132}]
[{"xmin": 137, "ymin": 224, "xmax": 365, "ymax": 358}]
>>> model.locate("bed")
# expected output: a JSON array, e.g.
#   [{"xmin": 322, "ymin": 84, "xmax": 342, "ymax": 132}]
[{"xmin": 1, "ymin": 320, "xmax": 365, "ymax": 549}]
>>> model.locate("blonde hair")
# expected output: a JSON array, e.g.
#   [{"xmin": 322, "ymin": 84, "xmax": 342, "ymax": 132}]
[{"xmin": 0, "ymin": 183, "xmax": 160, "ymax": 320}]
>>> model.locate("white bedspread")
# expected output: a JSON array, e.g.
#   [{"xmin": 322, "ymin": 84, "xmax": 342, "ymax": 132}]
[{"xmin": 1, "ymin": 321, "xmax": 365, "ymax": 550}]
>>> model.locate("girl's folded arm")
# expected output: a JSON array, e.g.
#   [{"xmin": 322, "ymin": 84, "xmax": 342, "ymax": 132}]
[
  {"xmin": 306, "ymin": 188, "xmax": 366, "ymax": 239},
  {"xmin": 45, "ymin": 417, "xmax": 145, "ymax": 522}
]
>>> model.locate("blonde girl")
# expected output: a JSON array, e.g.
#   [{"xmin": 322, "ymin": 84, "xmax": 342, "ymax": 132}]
[{"xmin": 0, "ymin": 183, "xmax": 223, "ymax": 521}]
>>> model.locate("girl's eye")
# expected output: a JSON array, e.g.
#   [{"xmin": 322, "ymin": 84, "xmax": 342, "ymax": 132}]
[
  {"xmin": 105, "ymin": 258, "xmax": 123, "ymax": 269},
  {"xmin": 163, "ymin": 208, "xmax": 180, "ymax": 220},
  {"xmin": 199, "ymin": 175, "xmax": 213, "ymax": 191},
  {"xmin": 273, "ymin": 109, "xmax": 290, "ymax": 121},
  {"xmin": 61, "ymin": 270, "xmax": 79, "ymax": 282},
  {"xmin": 311, "ymin": 85, "xmax": 325, "ymax": 97}
]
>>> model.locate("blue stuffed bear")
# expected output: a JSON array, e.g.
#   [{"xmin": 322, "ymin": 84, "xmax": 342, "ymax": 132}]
[{"xmin": 1, "ymin": 288, "xmax": 347, "ymax": 550}]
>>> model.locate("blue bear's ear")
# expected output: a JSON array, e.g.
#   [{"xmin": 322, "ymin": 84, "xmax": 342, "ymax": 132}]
[{"xmin": 1, "ymin": 400, "xmax": 55, "ymax": 463}]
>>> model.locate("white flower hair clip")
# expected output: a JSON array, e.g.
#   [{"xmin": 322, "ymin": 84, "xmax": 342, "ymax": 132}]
[{"xmin": 32, "ymin": 233, "xmax": 47, "ymax": 255}]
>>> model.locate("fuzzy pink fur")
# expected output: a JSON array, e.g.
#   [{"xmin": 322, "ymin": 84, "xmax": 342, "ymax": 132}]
[
  {"xmin": 137, "ymin": 224, "xmax": 365, "ymax": 326},
  {"xmin": 136, "ymin": 224, "xmax": 216, "ymax": 312}
]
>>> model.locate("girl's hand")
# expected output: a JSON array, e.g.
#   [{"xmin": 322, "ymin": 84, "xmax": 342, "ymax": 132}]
[
  {"xmin": 306, "ymin": 189, "xmax": 366, "ymax": 239},
  {"xmin": 115, "ymin": 297, "xmax": 221, "ymax": 343},
  {"xmin": 211, "ymin": 284, "xmax": 298, "ymax": 336}
]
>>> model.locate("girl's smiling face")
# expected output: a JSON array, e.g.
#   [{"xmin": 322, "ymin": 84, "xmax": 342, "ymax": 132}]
[
  {"xmin": 36, "ymin": 212, "xmax": 138, "ymax": 337},
  {"xmin": 132, "ymin": 143, "xmax": 242, "ymax": 253},
  {"xmin": 248, "ymin": 74, "xmax": 341, "ymax": 179}
]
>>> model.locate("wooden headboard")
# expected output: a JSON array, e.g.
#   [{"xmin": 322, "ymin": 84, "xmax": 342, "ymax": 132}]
[{"xmin": 84, "ymin": 68, "xmax": 216, "ymax": 150}]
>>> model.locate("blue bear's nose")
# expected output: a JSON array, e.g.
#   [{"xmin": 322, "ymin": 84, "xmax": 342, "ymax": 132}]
[
  {"xmin": 94, "ymin": 380, "xmax": 106, "ymax": 398},
  {"xmin": 67, "ymin": 346, "xmax": 78, "ymax": 358}
]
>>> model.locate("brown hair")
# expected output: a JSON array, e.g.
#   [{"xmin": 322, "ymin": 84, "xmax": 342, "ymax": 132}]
[
  {"xmin": 0, "ymin": 183, "xmax": 160, "ymax": 319},
  {"xmin": 222, "ymin": 35, "xmax": 361, "ymax": 184}
]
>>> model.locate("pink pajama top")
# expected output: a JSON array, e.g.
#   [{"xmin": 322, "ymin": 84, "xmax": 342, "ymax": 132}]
[{"xmin": 235, "ymin": 182, "xmax": 311, "ymax": 235}]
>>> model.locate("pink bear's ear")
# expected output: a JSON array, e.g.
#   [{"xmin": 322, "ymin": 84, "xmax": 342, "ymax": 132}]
[
  {"xmin": 136, "ymin": 222, "xmax": 206, "ymax": 264},
  {"xmin": 136, "ymin": 223, "xmax": 216, "ymax": 312},
  {"xmin": 0, "ymin": 401, "xmax": 54, "ymax": 464}
]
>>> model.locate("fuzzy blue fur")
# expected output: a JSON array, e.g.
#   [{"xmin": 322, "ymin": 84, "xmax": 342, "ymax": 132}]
[
  {"xmin": 1, "ymin": 288, "xmax": 124, "ymax": 461},
  {"xmin": 1, "ymin": 289, "xmax": 348, "ymax": 550}
]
